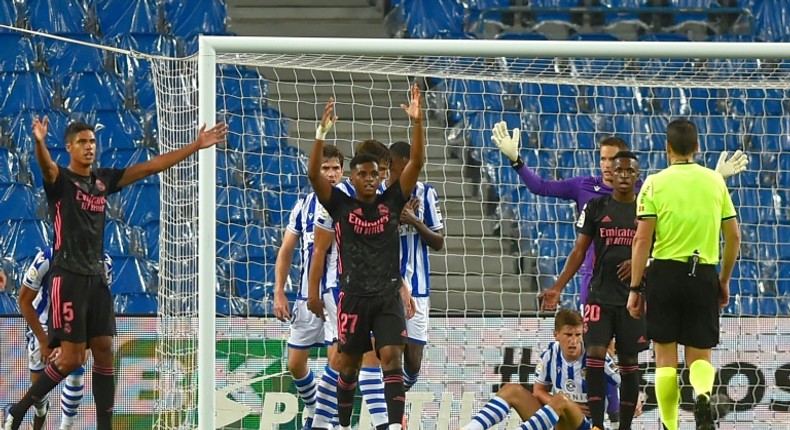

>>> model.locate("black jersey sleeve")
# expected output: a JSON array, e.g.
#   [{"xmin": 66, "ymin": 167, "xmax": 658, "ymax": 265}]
[
  {"xmin": 575, "ymin": 197, "xmax": 598, "ymax": 237},
  {"xmin": 43, "ymin": 165, "xmax": 67, "ymax": 200},
  {"xmin": 98, "ymin": 168, "xmax": 127, "ymax": 194},
  {"xmin": 324, "ymin": 186, "xmax": 348, "ymax": 222}
]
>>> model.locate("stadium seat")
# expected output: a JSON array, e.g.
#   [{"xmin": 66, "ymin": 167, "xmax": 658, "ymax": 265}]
[
  {"xmin": 754, "ymin": 0, "xmax": 787, "ymax": 41},
  {"xmin": 111, "ymin": 256, "xmax": 153, "ymax": 294},
  {"xmin": 99, "ymin": 147, "xmax": 157, "ymax": 174},
  {"xmin": 62, "ymin": 72, "xmax": 127, "ymax": 113},
  {"xmin": 0, "ymin": 72, "xmax": 57, "ymax": 116},
  {"xmin": 401, "ymin": 0, "xmax": 465, "ymax": 39},
  {"xmin": 749, "ymin": 116, "xmax": 790, "ymax": 152},
  {"xmin": 27, "ymin": 0, "xmax": 93, "ymax": 34},
  {"xmin": 88, "ymin": 110, "xmax": 146, "ymax": 150},
  {"xmin": 95, "ymin": 0, "xmax": 159, "ymax": 38},
  {"xmin": 586, "ymin": 85, "xmax": 638, "ymax": 115},
  {"xmin": 778, "ymin": 225, "xmax": 790, "ymax": 259},
  {"xmin": 521, "ymin": 83, "xmax": 578, "ymax": 115},
  {"xmin": 247, "ymin": 299, "xmax": 274, "ymax": 317},
  {"xmin": 239, "ymin": 222, "xmax": 279, "ymax": 262},
  {"xmin": 0, "ymin": 34, "xmax": 37, "ymax": 72},
  {"xmin": 0, "ymin": 147, "xmax": 20, "ymax": 184},
  {"xmin": 216, "ymin": 150, "xmax": 241, "ymax": 187},
  {"xmin": 218, "ymin": 65, "xmax": 268, "ymax": 113},
  {"xmin": 224, "ymin": 108, "xmax": 287, "ymax": 153},
  {"xmin": 0, "ymin": 183, "xmax": 38, "ymax": 220},
  {"xmin": 216, "ymin": 295, "xmax": 246, "ymax": 316},
  {"xmin": 231, "ymin": 258, "xmax": 275, "ymax": 301},
  {"xmin": 216, "ymin": 187, "xmax": 257, "ymax": 223},
  {"xmin": 7, "ymin": 110, "xmax": 71, "ymax": 153},
  {"xmin": 702, "ymin": 115, "xmax": 741, "ymax": 152},
  {"xmin": 141, "ymin": 220, "xmax": 158, "ymax": 261},
  {"xmin": 0, "ymin": 291, "xmax": 20, "ymax": 315},
  {"xmin": 114, "ymin": 292, "xmax": 158, "ymax": 315},
  {"xmin": 42, "ymin": 34, "xmax": 108, "ymax": 80},
  {"xmin": 778, "ymin": 262, "xmax": 790, "ymax": 296},
  {"xmin": 734, "ymin": 261, "xmax": 759, "ymax": 295},
  {"xmin": 263, "ymin": 190, "xmax": 299, "ymax": 227},
  {"xmin": 27, "ymin": 149, "xmax": 70, "ymax": 188},
  {"xmin": 0, "ymin": 218, "xmax": 51, "ymax": 260},
  {"xmin": 112, "ymin": 32, "xmax": 179, "ymax": 77},
  {"xmin": 119, "ymin": 183, "xmax": 160, "ymax": 226},
  {"xmin": 0, "ymin": 1, "xmax": 23, "ymax": 32},
  {"xmin": 467, "ymin": 111, "xmax": 522, "ymax": 149},
  {"xmin": 162, "ymin": 0, "xmax": 227, "ymax": 38},
  {"xmin": 104, "ymin": 217, "xmax": 133, "ymax": 257}
]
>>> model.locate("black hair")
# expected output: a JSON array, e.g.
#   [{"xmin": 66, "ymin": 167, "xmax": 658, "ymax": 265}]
[
  {"xmin": 389, "ymin": 141, "xmax": 410, "ymax": 159},
  {"xmin": 355, "ymin": 139, "xmax": 390, "ymax": 164},
  {"xmin": 349, "ymin": 152, "xmax": 379, "ymax": 170},
  {"xmin": 613, "ymin": 150, "xmax": 638, "ymax": 162},
  {"xmin": 666, "ymin": 118, "xmax": 698, "ymax": 156},
  {"xmin": 322, "ymin": 144, "xmax": 344, "ymax": 166},
  {"xmin": 64, "ymin": 121, "xmax": 94, "ymax": 143}
]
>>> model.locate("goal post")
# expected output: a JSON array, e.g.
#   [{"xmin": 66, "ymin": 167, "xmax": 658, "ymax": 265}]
[{"xmin": 147, "ymin": 36, "xmax": 790, "ymax": 429}]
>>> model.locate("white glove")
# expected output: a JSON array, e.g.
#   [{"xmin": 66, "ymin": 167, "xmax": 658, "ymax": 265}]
[
  {"xmin": 715, "ymin": 150, "xmax": 748, "ymax": 179},
  {"xmin": 491, "ymin": 121, "xmax": 520, "ymax": 162},
  {"xmin": 315, "ymin": 116, "xmax": 335, "ymax": 140}
]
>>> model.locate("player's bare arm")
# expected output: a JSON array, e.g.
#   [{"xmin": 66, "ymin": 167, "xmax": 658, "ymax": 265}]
[
  {"xmin": 18, "ymin": 286, "xmax": 50, "ymax": 364},
  {"xmin": 398, "ymin": 84, "xmax": 425, "ymax": 198},
  {"xmin": 719, "ymin": 217, "xmax": 741, "ymax": 308},
  {"xmin": 32, "ymin": 115, "xmax": 58, "ymax": 184},
  {"xmin": 307, "ymin": 226, "xmax": 334, "ymax": 319},
  {"xmin": 541, "ymin": 234, "xmax": 592, "ymax": 311},
  {"xmin": 117, "ymin": 122, "xmax": 228, "ymax": 187},
  {"xmin": 273, "ymin": 231, "xmax": 300, "ymax": 322},
  {"xmin": 628, "ymin": 218, "xmax": 655, "ymax": 318},
  {"xmin": 400, "ymin": 281, "xmax": 416, "ymax": 320},
  {"xmin": 400, "ymin": 197, "xmax": 444, "ymax": 251},
  {"xmin": 308, "ymin": 99, "xmax": 338, "ymax": 205}
]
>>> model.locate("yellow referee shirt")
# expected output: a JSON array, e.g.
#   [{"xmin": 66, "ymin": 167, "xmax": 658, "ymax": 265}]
[{"xmin": 636, "ymin": 162, "xmax": 736, "ymax": 265}]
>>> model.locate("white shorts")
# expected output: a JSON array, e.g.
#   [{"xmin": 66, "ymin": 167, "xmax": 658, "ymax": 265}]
[
  {"xmin": 405, "ymin": 296, "xmax": 429, "ymax": 344},
  {"xmin": 26, "ymin": 330, "xmax": 47, "ymax": 372},
  {"xmin": 287, "ymin": 299, "xmax": 325, "ymax": 349},
  {"xmin": 323, "ymin": 289, "xmax": 339, "ymax": 345}
]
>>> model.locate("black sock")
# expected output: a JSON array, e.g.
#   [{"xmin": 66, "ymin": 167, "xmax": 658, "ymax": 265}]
[
  {"xmin": 93, "ymin": 365, "xmax": 115, "ymax": 430},
  {"xmin": 618, "ymin": 363, "xmax": 640, "ymax": 430},
  {"xmin": 586, "ymin": 357, "xmax": 607, "ymax": 429},
  {"xmin": 383, "ymin": 368, "xmax": 405, "ymax": 426},
  {"xmin": 337, "ymin": 373, "xmax": 358, "ymax": 427},
  {"xmin": 9, "ymin": 364, "xmax": 66, "ymax": 429}
]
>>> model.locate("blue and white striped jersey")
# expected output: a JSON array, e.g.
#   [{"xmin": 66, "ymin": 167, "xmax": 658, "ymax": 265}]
[
  {"xmin": 286, "ymin": 192, "xmax": 339, "ymax": 299},
  {"xmin": 22, "ymin": 247, "xmax": 113, "ymax": 327},
  {"xmin": 534, "ymin": 341, "xmax": 620, "ymax": 403},
  {"xmin": 397, "ymin": 181, "xmax": 442, "ymax": 297}
]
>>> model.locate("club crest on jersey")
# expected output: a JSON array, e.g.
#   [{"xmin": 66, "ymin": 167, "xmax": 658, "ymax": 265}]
[
  {"xmin": 565, "ymin": 379, "xmax": 576, "ymax": 392},
  {"xmin": 594, "ymin": 185, "xmax": 601, "ymax": 191},
  {"xmin": 95, "ymin": 179, "xmax": 106, "ymax": 192},
  {"xmin": 377, "ymin": 204, "xmax": 390, "ymax": 217}
]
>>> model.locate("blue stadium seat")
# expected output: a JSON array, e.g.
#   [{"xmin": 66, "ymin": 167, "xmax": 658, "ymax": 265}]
[
  {"xmin": 111, "ymin": 256, "xmax": 153, "ymax": 294},
  {"xmin": 687, "ymin": 88, "xmax": 721, "ymax": 115},
  {"xmin": 735, "ymin": 296, "xmax": 758, "ymax": 316},
  {"xmin": 778, "ymin": 262, "xmax": 790, "ymax": 296},
  {"xmin": 447, "ymin": 79, "xmax": 513, "ymax": 119},
  {"xmin": 702, "ymin": 115, "xmax": 741, "ymax": 152},
  {"xmin": 217, "ymin": 187, "xmax": 257, "ymax": 223},
  {"xmin": 466, "ymin": 111, "xmax": 522, "ymax": 149},
  {"xmin": 216, "ymin": 295, "xmax": 246, "ymax": 316},
  {"xmin": 216, "ymin": 150, "xmax": 240, "ymax": 187},
  {"xmin": 521, "ymin": 83, "xmax": 578, "ymax": 115},
  {"xmin": 104, "ymin": 217, "xmax": 133, "ymax": 257},
  {"xmin": 231, "ymin": 258, "xmax": 275, "ymax": 301},
  {"xmin": 0, "ymin": 1, "xmax": 22, "ymax": 32},
  {"xmin": 402, "ymin": 0, "xmax": 465, "ymax": 39},
  {"xmin": 0, "ymin": 292, "xmax": 20, "ymax": 315},
  {"xmin": 112, "ymin": 33, "xmax": 179, "ymax": 76},
  {"xmin": 0, "ymin": 183, "xmax": 38, "ymax": 220},
  {"xmin": 95, "ymin": 0, "xmax": 159, "ymax": 38},
  {"xmin": 587, "ymin": 86, "xmax": 637, "ymax": 115},
  {"xmin": 27, "ymin": 0, "xmax": 91, "ymax": 34},
  {"xmin": 114, "ymin": 292, "xmax": 158, "ymax": 315},
  {"xmin": 27, "ymin": 149, "xmax": 70, "ymax": 188},
  {"xmin": 263, "ymin": 190, "xmax": 299, "ymax": 227},
  {"xmin": 63, "ymin": 72, "xmax": 127, "ymax": 113},
  {"xmin": 651, "ymin": 87, "xmax": 691, "ymax": 116},
  {"xmin": 99, "ymin": 147, "xmax": 157, "ymax": 178},
  {"xmin": 119, "ymin": 183, "xmax": 160, "ymax": 226},
  {"xmin": 530, "ymin": 0, "xmax": 577, "ymax": 23},
  {"xmin": 734, "ymin": 261, "xmax": 759, "ymax": 295},
  {"xmin": 778, "ymin": 225, "xmax": 790, "ymax": 259},
  {"xmin": 0, "ymin": 147, "xmax": 20, "ymax": 184},
  {"xmin": 141, "ymin": 220, "xmax": 158, "ymax": 261},
  {"xmin": 162, "ymin": 0, "xmax": 227, "ymax": 38},
  {"xmin": 7, "ymin": 110, "xmax": 71, "ymax": 153},
  {"xmin": 42, "ymin": 34, "xmax": 107, "ymax": 79},
  {"xmin": 730, "ymin": 89, "xmax": 785, "ymax": 117},
  {"xmin": 0, "ymin": 72, "xmax": 56, "ymax": 115},
  {"xmin": 0, "ymin": 218, "xmax": 51, "ymax": 260},
  {"xmin": 0, "ymin": 34, "xmax": 36, "ymax": 72},
  {"xmin": 218, "ymin": 65, "xmax": 268, "ymax": 113},
  {"xmin": 757, "ymin": 297, "xmax": 778, "ymax": 316},
  {"xmin": 241, "ymin": 222, "xmax": 279, "ymax": 261},
  {"xmin": 224, "ymin": 108, "xmax": 287, "ymax": 152},
  {"xmin": 87, "ymin": 110, "xmax": 146, "ymax": 150},
  {"xmin": 754, "ymin": 0, "xmax": 787, "ymax": 42},
  {"xmin": 749, "ymin": 116, "xmax": 790, "ymax": 152}
]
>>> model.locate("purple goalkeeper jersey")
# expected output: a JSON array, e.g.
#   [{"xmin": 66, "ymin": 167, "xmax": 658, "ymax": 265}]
[{"xmin": 516, "ymin": 165, "xmax": 643, "ymax": 302}]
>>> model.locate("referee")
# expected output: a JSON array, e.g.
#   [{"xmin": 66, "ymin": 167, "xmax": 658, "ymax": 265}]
[{"xmin": 627, "ymin": 119, "xmax": 741, "ymax": 430}]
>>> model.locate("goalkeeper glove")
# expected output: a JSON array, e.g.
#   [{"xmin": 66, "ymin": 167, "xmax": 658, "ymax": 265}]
[
  {"xmin": 715, "ymin": 150, "xmax": 748, "ymax": 179},
  {"xmin": 491, "ymin": 121, "xmax": 521, "ymax": 163},
  {"xmin": 315, "ymin": 116, "xmax": 335, "ymax": 140}
]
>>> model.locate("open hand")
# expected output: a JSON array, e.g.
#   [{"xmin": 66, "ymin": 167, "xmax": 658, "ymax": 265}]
[
  {"xmin": 539, "ymin": 288, "xmax": 560, "ymax": 311},
  {"xmin": 195, "ymin": 122, "xmax": 228, "ymax": 149},
  {"xmin": 316, "ymin": 98, "xmax": 338, "ymax": 140},
  {"xmin": 491, "ymin": 121, "xmax": 520, "ymax": 162},
  {"xmin": 401, "ymin": 84, "xmax": 423, "ymax": 121},
  {"xmin": 32, "ymin": 116, "xmax": 49, "ymax": 143},
  {"xmin": 715, "ymin": 150, "xmax": 748, "ymax": 179}
]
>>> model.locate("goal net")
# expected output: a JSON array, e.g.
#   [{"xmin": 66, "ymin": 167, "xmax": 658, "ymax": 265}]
[{"xmin": 149, "ymin": 38, "xmax": 790, "ymax": 429}]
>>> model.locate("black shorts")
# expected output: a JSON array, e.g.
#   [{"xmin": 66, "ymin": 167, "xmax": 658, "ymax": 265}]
[
  {"xmin": 646, "ymin": 259, "xmax": 720, "ymax": 348},
  {"xmin": 336, "ymin": 291, "xmax": 406, "ymax": 355},
  {"xmin": 583, "ymin": 303, "xmax": 648, "ymax": 355},
  {"xmin": 47, "ymin": 267, "xmax": 116, "ymax": 347}
]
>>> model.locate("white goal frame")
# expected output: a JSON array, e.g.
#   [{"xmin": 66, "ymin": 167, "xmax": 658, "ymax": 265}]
[{"xmin": 195, "ymin": 36, "xmax": 790, "ymax": 429}]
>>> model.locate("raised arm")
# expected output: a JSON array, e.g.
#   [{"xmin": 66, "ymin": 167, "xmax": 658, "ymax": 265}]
[
  {"xmin": 397, "ymin": 84, "xmax": 425, "ymax": 198},
  {"xmin": 491, "ymin": 121, "xmax": 580, "ymax": 200},
  {"xmin": 117, "ymin": 122, "xmax": 228, "ymax": 188},
  {"xmin": 308, "ymin": 99, "xmax": 338, "ymax": 206},
  {"xmin": 541, "ymin": 234, "xmax": 592, "ymax": 311},
  {"xmin": 32, "ymin": 116, "xmax": 59, "ymax": 184}
]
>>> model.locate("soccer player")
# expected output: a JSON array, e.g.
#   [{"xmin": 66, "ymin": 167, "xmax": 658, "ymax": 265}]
[
  {"xmin": 628, "ymin": 119, "xmax": 740, "ymax": 430},
  {"xmin": 17, "ymin": 247, "xmax": 112, "ymax": 430},
  {"xmin": 307, "ymin": 84, "xmax": 424, "ymax": 430},
  {"xmin": 3, "ymin": 117, "xmax": 227, "ymax": 430},
  {"xmin": 541, "ymin": 151, "xmax": 646, "ymax": 430},
  {"xmin": 273, "ymin": 144, "xmax": 346, "ymax": 429},
  {"xmin": 462, "ymin": 309, "xmax": 635, "ymax": 430},
  {"xmin": 387, "ymin": 140, "xmax": 444, "ymax": 391}
]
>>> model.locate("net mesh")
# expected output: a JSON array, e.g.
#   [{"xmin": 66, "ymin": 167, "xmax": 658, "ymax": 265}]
[{"xmin": 149, "ymin": 50, "xmax": 790, "ymax": 429}]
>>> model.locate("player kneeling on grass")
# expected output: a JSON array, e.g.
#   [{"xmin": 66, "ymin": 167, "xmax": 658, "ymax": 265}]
[
  {"xmin": 14, "ymin": 247, "xmax": 112, "ymax": 430},
  {"xmin": 462, "ymin": 310, "xmax": 641, "ymax": 430}
]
